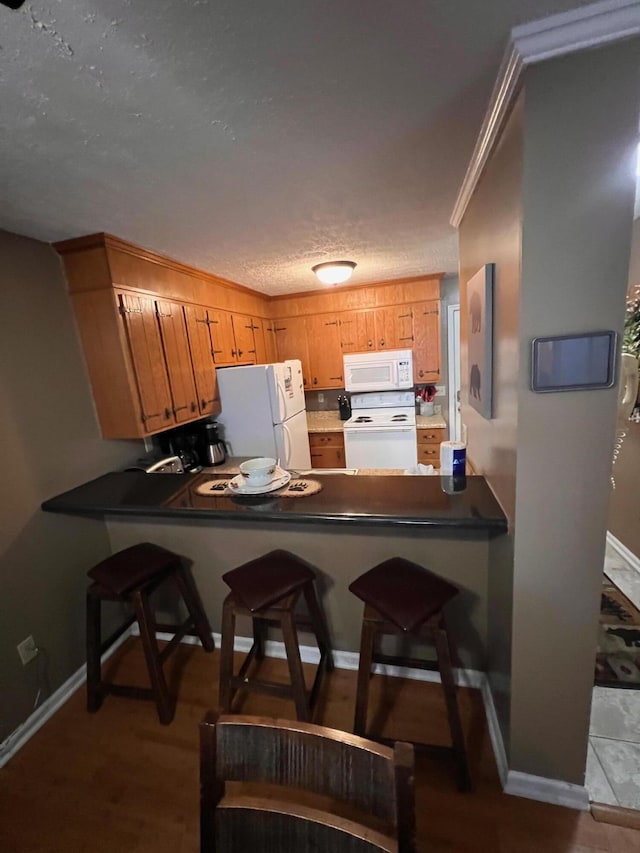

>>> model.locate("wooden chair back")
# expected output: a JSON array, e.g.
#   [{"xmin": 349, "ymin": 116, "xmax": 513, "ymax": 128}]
[{"xmin": 200, "ymin": 712, "xmax": 415, "ymax": 852}]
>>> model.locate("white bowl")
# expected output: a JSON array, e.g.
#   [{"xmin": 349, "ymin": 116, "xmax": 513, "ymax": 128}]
[{"xmin": 238, "ymin": 457, "xmax": 277, "ymax": 486}]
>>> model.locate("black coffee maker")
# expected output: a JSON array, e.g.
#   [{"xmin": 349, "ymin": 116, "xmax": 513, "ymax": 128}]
[{"xmin": 198, "ymin": 421, "xmax": 226, "ymax": 466}]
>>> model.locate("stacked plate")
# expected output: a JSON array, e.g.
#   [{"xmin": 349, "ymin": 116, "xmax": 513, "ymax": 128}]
[{"xmin": 228, "ymin": 466, "xmax": 291, "ymax": 495}]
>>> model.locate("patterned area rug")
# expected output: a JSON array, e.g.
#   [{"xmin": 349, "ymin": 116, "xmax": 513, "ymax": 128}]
[{"xmin": 595, "ymin": 576, "xmax": 640, "ymax": 689}]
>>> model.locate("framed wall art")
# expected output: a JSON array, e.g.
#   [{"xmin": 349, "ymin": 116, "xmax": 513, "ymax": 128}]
[{"xmin": 466, "ymin": 263, "xmax": 494, "ymax": 419}]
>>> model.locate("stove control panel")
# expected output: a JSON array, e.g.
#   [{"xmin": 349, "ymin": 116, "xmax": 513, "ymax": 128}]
[{"xmin": 351, "ymin": 390, "xmax": 415, "ymax": 410}]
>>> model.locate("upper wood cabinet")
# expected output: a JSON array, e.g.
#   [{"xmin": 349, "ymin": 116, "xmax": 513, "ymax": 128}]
[
  {"xmin": 231, "ymin": 313, "xmax": 258, "ymax": 363},
  {"xmin": 183, "ymin": 305, "xmax": 221, "ymax": 418},
  {"xmin": 253, "ymin": 318, "xmax": 278, "ymax": 365},
  {"xmin": 117, "ymin": 291, "xmax": 175, "ymax": 432},
  {"xmin": 155, "ymin": 299, "xmax": 199, "ymax": 423},
  {"xmin": 340, "ymin": 310, "xmax": 375, "ymax": 353},
  {"xmin": 306, "ymin": 314, "xmax": 344, "ymax": 389},
  {"xmin": 274, "ymin": 317, "xmax": 311, "ymax": 388},
  {"xmin": 412, "ymin": 300, "xmax": 441, "ymax": 382}
]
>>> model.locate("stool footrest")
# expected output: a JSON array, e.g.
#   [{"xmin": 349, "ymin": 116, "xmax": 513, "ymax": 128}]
[
  {"xmin": 372, "ymin": 651, "xmax": 439, "ymax": 673},
  {"xmin": 229, "ymin": 676, "xmax": 304, "ymax": 701}
]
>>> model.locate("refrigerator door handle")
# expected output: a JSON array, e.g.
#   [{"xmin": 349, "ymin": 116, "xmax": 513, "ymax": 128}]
[
  {"xmin": 282, "ymin": 421, "xmax": 292, "ymax": 466},
  {"xmin": 276, "ymin": 380, "xmax": 288, "ymax": 423}
]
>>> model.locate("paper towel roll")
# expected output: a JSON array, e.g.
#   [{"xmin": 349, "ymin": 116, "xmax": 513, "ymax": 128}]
[{"xmin": 440, "ymin": 441, "xmax": 466, "ymax": 475}]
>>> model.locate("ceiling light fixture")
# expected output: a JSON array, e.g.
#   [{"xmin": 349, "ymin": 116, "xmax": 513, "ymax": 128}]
[{"xmin": 312, "ymin": 260, "xmax": 357, "ymax": 286}]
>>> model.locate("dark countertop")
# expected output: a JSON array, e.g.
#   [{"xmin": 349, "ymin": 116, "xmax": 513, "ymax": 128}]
[{"xmin": 41, "ymin": 471, "xmax": 507, "ymax": 532}]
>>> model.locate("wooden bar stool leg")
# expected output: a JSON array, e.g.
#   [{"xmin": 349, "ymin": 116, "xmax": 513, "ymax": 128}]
[
  {"xmin": 434, "ymin": 622, "xmax": 471, "ymax": 791},
  {"xmin": 252, "ymin": 616, "xmax": 266, "ymax": 660},
  {"xmin": 354, "ymin": 612, "xmax": 377, "ymax": 736},
  {"xmin": 219, "ymin": 595, "xmax": 237, "ymax": 713},
  {"xmin": 132, "ymin": 589, "xmax": 174, "ymax": 725},
  {"xmin": 302, "ymin": 582, "xmax": 334, "ymax": 670},
  {"xmin": 86, "ymin": 590, "xmax": 104, "ymax": 713},
  {"xmin": 173, "ymin": 562, "xmax": 215, "ymax": 652},
  {"xmin": 280, "ymin": 608, "xmax": 309, "ymax": 721}
]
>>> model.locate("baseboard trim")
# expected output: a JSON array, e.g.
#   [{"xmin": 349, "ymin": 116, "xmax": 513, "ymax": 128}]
[
  {"xmin": 0, "ymin": 626, "xmax": 134, "ymax": 769},
  {"xmin": 591, "ymin": 801, "xmax": 640, "ymax": 829},
  {"xmin": 504, "ymin": 770, "xmax": 590, "ymax": 811},
  {"xmin": 606, "ymin": 530, "xmax": 640, "ymax": 573},
  {"xmin": 1, "ymin": 628, "xmax": 590, "ymax": 809}
]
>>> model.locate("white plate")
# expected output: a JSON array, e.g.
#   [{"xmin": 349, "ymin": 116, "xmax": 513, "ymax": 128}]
[{"xmin": 228, "ymin": 469, "xmax": 291, "ymax": 495}]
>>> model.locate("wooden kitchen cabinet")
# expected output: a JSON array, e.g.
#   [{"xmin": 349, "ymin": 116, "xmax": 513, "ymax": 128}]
[
  {"xmin": 416, "ymin": 426, "xmax": 445, "ymax": 468},
  {"xmin": 155, "ymin": 299, "xmax": 199, "ymax": 423},
  {"xmin": 250, "ymin": 317, "xmax": 277, "ymax": 365},
  {"xmin": 183, "ymin": 305, "xmax": 221, "ymax": 418},
  {"xmin": 412, "ymin": 300, "xmax": 441, "ymax": 381},
  {"xmin": 117, "ymin": 291, "xmax": 175, "ymax": 433},
  {"xmin": 309, "ymin": 431, "xmax": 345, "ymax": 468},
  {"xmin": 307, "ymin": 315, "xmax": 344, "ymax": 388},
  {"xmin": 274, "ymin": 317, "xmax": 311, "ymax": 387},
  {"xmin": 339, "ymin": 310, "xmax": 376, "ymax": 353},
  {"xmin": 231, "ymin": 313, "xmax": 258, "ymax": 363}
]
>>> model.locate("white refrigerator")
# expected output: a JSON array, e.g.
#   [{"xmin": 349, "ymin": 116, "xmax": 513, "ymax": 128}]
[{"xmin": 216, "ymin": 359, "xmax": 311, "ymax": 470}]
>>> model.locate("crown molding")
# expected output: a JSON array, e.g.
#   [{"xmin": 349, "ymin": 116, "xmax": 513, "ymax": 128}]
[{"xmin": 450, "ymin": 0, "xmax": 640, "ymax": 227}]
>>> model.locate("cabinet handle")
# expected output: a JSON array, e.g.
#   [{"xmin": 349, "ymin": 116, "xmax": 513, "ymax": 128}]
[
  {"xmin": 313, "ymin": 377, "xmax": 318, "ymax": 385},
  {"xmin": 368, "ymin": 341, "xmax": 373, "ymax": 348},
  {"xmin": 418, "ymin": 369, "xmax": 424, "ymax": 378},
  {"xmin": 379, "ymin": 340, "xmax": 385, "ymax": 347},
  {"xmin": 191, "ymin": 401, "xmax": 197, "ymax": 412},
  {"xmin": 398, "ymin": 312, "xmax": 413, "ymax": 318},
  {"xmin": 173, "ymin": 405, "xmax": 188, "ymax": 415},
  {"xmin": 201, "ymin": 397, "xmax": 216, "ymax": 408},
  {"xmin": 399, "ymin": 336, "xmax": 414, "ymax": 341},
  {"xmin": 325, "ymin": 321, "xmax": 339, "ymax": 327},
  {"xmin": 164, "ymin": 408, "xmax": 172, "ymax": 420},
  {"xmin": 330, "ymin": 376, "xmax": 342, "ymax": 381},
  {"xmin": 237, "ymin": 349, "xmax": 243, "ymax": 357},
  {"xmin": 231, "ymin": 349, "xmax": 237, "ymax": 358},
  {"xmin": 141, "ymin": 411, "xmax": 161, "ymax": 423}
]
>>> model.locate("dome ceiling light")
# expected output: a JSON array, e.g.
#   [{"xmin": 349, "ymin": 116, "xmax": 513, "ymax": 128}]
[{"xmin": 312, "ymin": 260, "xmax": 357, "ymax": 286}]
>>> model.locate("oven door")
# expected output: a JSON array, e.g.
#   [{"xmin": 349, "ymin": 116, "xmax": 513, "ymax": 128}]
[
  {"xmin": 344, "ymin": 426, "xmax": 417, "ymax": 469},
  {"xmin": 343, "ymin": 350, "xmax": 413, "ymax": 392}
]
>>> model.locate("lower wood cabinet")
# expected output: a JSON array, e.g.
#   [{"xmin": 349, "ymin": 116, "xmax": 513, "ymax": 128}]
[
  {"xmin": 416, "ymin": 427, "xmax": 445, "ymax": 469},
  {"xmin": 309, "ymin": 431, "xmax": 345, "ymax": 468}
]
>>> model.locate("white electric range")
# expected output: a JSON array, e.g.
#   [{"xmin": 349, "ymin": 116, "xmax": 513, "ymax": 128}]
[{"xmin": 343, "ymin": 390, "xmax": 418, "ymax": 470}]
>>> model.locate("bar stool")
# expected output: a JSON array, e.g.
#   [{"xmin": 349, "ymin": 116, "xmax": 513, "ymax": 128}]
[
  {"xmin": 218, "ymin": 550, "xmax": 333, "ymax": 721},
  {"xmin": 349, "ymin": 557, "xmax": 471, "ymax": 791},
  {"xmin": 86, "ymin": 542, "xmax": 215, "ymax": 724}
]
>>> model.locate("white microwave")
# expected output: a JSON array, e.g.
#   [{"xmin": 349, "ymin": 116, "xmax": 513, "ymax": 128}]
[{"xmin": 343, "ymin": 349, "xmax": 413, "ymax": 392}]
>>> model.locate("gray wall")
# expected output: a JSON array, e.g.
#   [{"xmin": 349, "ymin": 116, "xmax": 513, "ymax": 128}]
[
  {"xmin": 0, "ymin": 231, "xmax": 139, "ymax": 743},
  {"xmin": 458, "ymin": 95, "xmax": 524, "ymax": 756},
  {"xmin": 458, "ymin": 40, "xmax": 639, "ymax": 785}
]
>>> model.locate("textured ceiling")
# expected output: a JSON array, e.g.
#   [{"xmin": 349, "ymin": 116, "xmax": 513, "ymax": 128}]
[{"xmin": 0, "ymin": 0, "xmax": 616, "ymax": 295}]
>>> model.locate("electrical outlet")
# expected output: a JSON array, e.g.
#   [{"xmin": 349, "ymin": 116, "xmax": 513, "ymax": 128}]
[
  {"xmin": 17, "ymin": 635, "xmax": 38, "ymax": 666},
  {"xmin": 317, "ymin": 393, "xmax": 325, "ymax": 403}
]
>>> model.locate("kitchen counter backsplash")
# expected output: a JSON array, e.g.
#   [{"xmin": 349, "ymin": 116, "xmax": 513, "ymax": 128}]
[{"xmin": 305, "ymin": 389, "xmax": 346, "ymax": 411}]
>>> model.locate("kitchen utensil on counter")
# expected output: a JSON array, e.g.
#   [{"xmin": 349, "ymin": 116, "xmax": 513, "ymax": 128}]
[
  {"xmin": 199, "ymin": 421, "xmax": 227, "ymax": 466},
  {"xmin": 124, "ymin": 454, "xmax": 184, "ymax": 474},
  {"xmin": 338, "ymin": 394, "xmax": 352, "ymax": 421}
]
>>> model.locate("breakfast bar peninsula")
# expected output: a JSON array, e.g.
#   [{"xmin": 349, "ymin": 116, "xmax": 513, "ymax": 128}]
[{"xmin": 42, "ymin": 468, "xmax": 506, "ymax": 666}]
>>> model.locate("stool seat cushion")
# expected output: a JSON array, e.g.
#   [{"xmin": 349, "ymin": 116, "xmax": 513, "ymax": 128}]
[
  {"xmin": 349, "ymin": 558, "xmax": 460, "ymax": 633},
  {"xmin": 222, "ymin": 549, "xmax": 314, "ymax": 612},
  {"xmin": 87, "ymin": 542, "xmax": 179, "ymax": 596}
]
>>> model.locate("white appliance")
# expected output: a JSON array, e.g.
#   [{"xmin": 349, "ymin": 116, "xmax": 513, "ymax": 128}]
[
  {"xmin": 216, "ymin": 359, "xmax": 311, "ymax": 470},
  {"xmin": 343, "ymin": 349, "xmax": 413, "ymax": 393},
  {"xmin": 343, "ymin": 390, "xmax": 417, "ymax": 470}
]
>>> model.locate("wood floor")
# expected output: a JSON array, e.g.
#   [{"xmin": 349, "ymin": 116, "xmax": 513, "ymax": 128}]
[{"xmin": 1, "ymin": 638, "xmax": 639, "ymax": 852}]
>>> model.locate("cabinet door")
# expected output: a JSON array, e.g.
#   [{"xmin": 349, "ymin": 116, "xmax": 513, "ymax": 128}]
[
  {"xmin": 208, "ymin": 309, "xmax": 237, "ymax": 364},
  {"xmin": 310, "ymin": 446, "xmax": 345, "ymax": 468},
  {"xmin": 274, "ymin": 317, "xmax": 311, "ymax": 388},
  {"xmin": 231, "ymin": 313, "xmax": 257, "ymax": 363},
  {"xmin": 117, "ymin": 291, "xmax": 175, "ymax": 433},
  {"xmin": 307, "ymin": 315, "xmax": 344, "ymax": 389},
  {"xmin": 263, "ymin": 319, "xmax": 278, "ymax": 363},
  {"xmin": 155, "ymin": 299, "xmax": 199, "ymax": 424},
  {"xmin": 252, "ymin": 318, "xmax": 267, "ymax": 364},
  {"xmin": 375, "ymin": 307, "xmax": 400, "ymax": 350},
  {"xmin": 412, "ymin": 300, "xmax": 441, "ymax": 381},
  {"xmin": 340, "ymin": 310, "xmax": 376, "ymax": 353},
  {"xmin": 184, "ymin": 305, "xmax": 221, "ymax": 417}
]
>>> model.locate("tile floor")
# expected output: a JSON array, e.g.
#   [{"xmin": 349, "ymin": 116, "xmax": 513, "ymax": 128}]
[{"xmin": 586, "ymin": 541, "xmax": 640, "ymax": 809}]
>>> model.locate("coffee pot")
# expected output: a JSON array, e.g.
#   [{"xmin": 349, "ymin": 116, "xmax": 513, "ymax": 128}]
[{"xmin": 201, "ymin": 421, "xmax": 226, "ymax": 466}]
